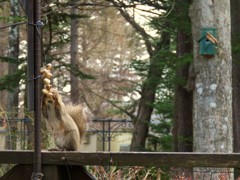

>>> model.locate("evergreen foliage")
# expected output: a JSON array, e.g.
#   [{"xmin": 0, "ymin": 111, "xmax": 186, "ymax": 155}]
[
  {"xmin": 0, "ymin": 0, "xmax": 193, "ymax": 152},
  {"xmin": 127, "ymin": 0, "xmax": 193, "ymax": 151},
  {"xmin": 0, "ymin": 56, "xmax": 25, "ymax": 92}
]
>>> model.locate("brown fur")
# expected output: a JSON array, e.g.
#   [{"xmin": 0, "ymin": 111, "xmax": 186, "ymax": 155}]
[
  {"xmin": 42, "ymin": 90, "xmax": 89, "ymax": 151},
  {"xmin": 65, "ymin": 104, "xmax": 89, "ymax": 141}
]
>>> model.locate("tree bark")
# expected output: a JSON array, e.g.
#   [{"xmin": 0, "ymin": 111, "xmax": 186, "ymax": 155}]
[
  {"xmin": 0, "ymin": 65, "xmax": 8, "ymax": 110},
  {"xmin": 173, "ymin": 0, "xmax": 193, "ymax": 152},
  {"xmin": 231, "ymin": 0, "xmax": 240, "ymax": 153},
  {"xmin": 7, "ymin": 0, "xmax": 20, "ymax": 150},
  {"xmin": 7, "ymin": 0, "xmax": 20, "ymax": 116},
  {"xmin": 130, "ymin": 81, "xmax": 157, "ymax": 151},
  {"xmin": 173, "ymin": 35, "xmax": 193, "ymax": 152},
  {"xmin": 231, "ymin": 0, "xmax": 240, "ymax": 178},
  {"xmin": 189, "ymin": 0, "xmax": 232, "ymax": 178},
  {"xmin": 130, "ymin": 32, "xmax": 170, "ymax": 151},
  {"xmin": 70, "ymin": 0, "xmax": 80, "ymax": 104}
]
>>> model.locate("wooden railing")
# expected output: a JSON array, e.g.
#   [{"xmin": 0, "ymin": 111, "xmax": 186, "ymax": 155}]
[{"xmin": 0, "ymin": 150, "xmax": 240, "ymax": 168}]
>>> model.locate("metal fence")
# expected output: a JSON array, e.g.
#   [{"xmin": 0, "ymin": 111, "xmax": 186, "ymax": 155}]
[
  {"xmin": 0, "ymin": 118, "xmax": 31, "ymax": 150},
  {"xmin": 0, "ymin": 118, "xmax": 133, "ymax": 150}
]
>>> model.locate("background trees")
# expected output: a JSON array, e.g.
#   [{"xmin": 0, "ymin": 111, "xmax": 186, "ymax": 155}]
[
  {"xmin": 0, "ymin": 0, "xmax": 235, "ymax": 157},
  {"xmin": 173, "ymin": 0, "xmax": 193, "ymax": 152}
]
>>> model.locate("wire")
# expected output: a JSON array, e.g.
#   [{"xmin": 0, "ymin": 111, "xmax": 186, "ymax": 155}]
[
  {"xmin": 0, "ymin": 21, "xmax": 27, "ymax": 30},
  {"xmin": 0, "ymin": 20, "xmax": 47, "ymax": 65},
  {"xmin": 27, "ymin": 75, "xmax": 42, "ymax": 82}
]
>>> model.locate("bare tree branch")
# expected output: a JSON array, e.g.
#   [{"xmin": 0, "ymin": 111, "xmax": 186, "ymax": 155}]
[
  {"xmin": 90, "ymin": 89, "xmax": 136, "ymax": 120},
  {"xmin": 106, "ymin": 0, "xmax": 154, "ymax": 57}
]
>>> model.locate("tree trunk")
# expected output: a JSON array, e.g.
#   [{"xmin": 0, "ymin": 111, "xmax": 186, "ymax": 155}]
[
  {"xmin": 70, "ymin": 0, "xmax": 80, "ymax": 104},
  {"xmin": 231, "ymin": 0, "xmax": 240, "ymax": 153},
  {"xmin": 189, "ymin": 0, "xmax": 232, "ymax": 178},
  {"xmin": 130, "ymin": 32, "xmax": 170, "ymax": 151},
  {"xmin": 172, "ymin": 2, "xmax": 193, "ymax": 177},
  {"xmin": 173, "ymin": 0, "xmax": 193, "ymax": 152},
  {"xmin": 231, "ymin": 0, "xmax": 240, "ymax": 178},
  {"xmin": 0, "ymin": 65, "xmax": 8, "ymax": 110},
  {"xmin": 173, "ymin": 38, "xmax": 193, "ymax": 152},
  {"xmin": 7, "ymin": 0, "xmax": 20, "ymax": 116},
  {"xmin": 7, "ymin": 0, "xmax": 20, "ymax": 150},
  {"xmin": 130, "ymin": 82, "xmax": 157, "ymax": 151}
]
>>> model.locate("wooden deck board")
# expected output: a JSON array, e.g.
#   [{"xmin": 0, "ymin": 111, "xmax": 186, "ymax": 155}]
[{"xmin": 0, "ymin": 151, "xmax": 240, "ymax": 167}]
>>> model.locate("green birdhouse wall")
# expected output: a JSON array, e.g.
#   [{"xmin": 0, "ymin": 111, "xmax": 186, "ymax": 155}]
[{"xmin": 199, "ymin": 27, "xmax": 217, "ymax": 57}]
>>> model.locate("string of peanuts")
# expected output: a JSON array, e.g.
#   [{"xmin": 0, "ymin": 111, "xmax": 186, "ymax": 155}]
[{"xmin": 40, "ymin": 63, "xmax": 54, "ymax": 100}]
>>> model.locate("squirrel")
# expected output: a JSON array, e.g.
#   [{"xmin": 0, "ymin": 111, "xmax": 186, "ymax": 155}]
[{"xmin": 41, "ymin": 64, "xmax": 90, "ymax": 151}]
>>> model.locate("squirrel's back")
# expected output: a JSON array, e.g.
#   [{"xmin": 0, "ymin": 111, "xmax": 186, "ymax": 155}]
[{"xmin": 65, "ymin": 104, "xmax": 92, "ymax": 141}]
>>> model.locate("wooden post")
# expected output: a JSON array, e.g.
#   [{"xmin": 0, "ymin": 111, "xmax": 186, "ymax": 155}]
[
  {"xmin": 33, "ymin": 0, "xmax": 42, "ymax": 179},
  {"xmin": 20, "ymin": 0, "xmax": 43, "ymax": 177},
  {"xmin": 27, "ymin": 0, "xmax": 34, "ymax": 112}
]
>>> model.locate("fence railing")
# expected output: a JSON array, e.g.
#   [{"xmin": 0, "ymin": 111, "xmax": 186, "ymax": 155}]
[
  {"xmin": 0, "ymin": 151, "xmax": 239, "ymax": 168},
  {"xmin": 0, "ymin": 118, "xmax": 134, "ymax": 151},
  {"xmin": 1, "ymin": 151, "xmax": 239, "ymax": 179},
  {"xmin": 1, "ymin": 119, "xmax": 239, "ymax": 179}
]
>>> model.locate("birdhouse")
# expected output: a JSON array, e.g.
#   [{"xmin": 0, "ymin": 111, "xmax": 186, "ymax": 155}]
[{"xmin": 198, "ymin": 28, "xmax": 218, "ymax": 58}]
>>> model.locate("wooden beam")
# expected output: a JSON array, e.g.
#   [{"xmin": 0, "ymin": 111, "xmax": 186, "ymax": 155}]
[{"xmin": 0, "ymin": 151, "xmax": 240, "ymax": 168}]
